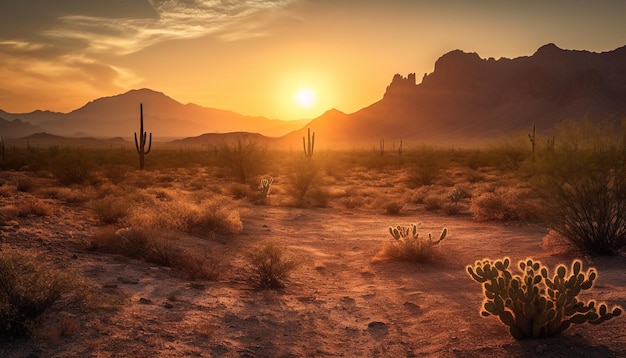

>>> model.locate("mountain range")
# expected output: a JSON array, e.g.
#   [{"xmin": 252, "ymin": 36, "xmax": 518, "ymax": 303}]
[
  {"xmin": 2, "ymin": 43, "xmax": 626, "ymax": 148},
  {"xmin": 0, "ymin": 90, "xmax": 308, "ymax": 139}
]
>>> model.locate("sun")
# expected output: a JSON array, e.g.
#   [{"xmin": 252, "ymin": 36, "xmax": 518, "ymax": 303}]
[{"xmin": 294, "ymin": 88, "xmax": 316, "ymax": 108}]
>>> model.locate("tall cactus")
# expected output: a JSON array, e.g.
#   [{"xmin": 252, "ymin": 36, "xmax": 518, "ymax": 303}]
[
  {"xmin": 528, "ymin": 123, "xmax": 536, "ymax": 157},
  {"xmin": 134, "ymin": 103, "xmax": 152, "ymax": 170},
  {"xmin": 302, "ymin": 128, "xmax": 314, "ymax": 159},
  {"xmin": 467, "ymin": 257, "xmax": 622, "ymax": 339},
  {"xmin": 0, "ymin": 136, "xmax": 4, "ymax": 161}
]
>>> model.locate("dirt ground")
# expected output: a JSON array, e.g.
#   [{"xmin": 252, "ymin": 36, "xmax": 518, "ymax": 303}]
[{"xmin": 1, "ymin": 171, "xmax": 625, "ymax": 358}]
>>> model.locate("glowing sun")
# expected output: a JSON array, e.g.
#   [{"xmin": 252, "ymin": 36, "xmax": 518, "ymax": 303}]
[{"xmin": 295, "ymin": 88, "xmax": 316, "ymax": 108}]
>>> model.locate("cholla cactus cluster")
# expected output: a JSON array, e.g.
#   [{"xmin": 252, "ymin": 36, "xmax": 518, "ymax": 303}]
[
  {"xmin": 386, "ymin": 223, "xmax": 447, "ymax": 262},
  {"xmin": 258, "ymin": 177, "xmax": 273, "ymax": 199},
  {"xmin": 467, "ymin": 257, "xmax": 622, "ymax": 339}
]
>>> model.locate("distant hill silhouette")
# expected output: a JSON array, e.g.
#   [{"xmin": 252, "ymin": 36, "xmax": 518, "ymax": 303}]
[
  {"xmin": 283, "ymin": 43, "xmax": 626, "ymax": 148},
  {"xmin": 2, "ymin": 44, "xmax": 625, "ymax": 147},
  {"xmin": 0, "ymin": 89, "xmax": 308, "ymax": 139}
]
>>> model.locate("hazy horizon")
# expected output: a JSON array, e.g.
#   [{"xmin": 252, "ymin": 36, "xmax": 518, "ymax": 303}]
[{"xmin": 2, "ymin": 0, "xmax": 626, "ymax": 121}]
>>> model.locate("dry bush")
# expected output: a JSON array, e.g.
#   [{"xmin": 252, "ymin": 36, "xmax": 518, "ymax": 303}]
[
  {"xmin": 0, "ymin": 205, "xmax": 18, "ymax": 225},
  {"xmin": 176, "ymin": 250, "xmax": 222, "ymax": 280},
  {"xmin": 470, "ymin": 188, "xmax": 538, "ymax": 221},
  {"xmin": 423, "ymin": 195, "xmax": 443, "ymax": 211},
  {"xmin": 37, "ymin": 187, "xmax": 89, "ymax": 204},
  {"xmin": 217, "ymin": 139, "xmax": 266, "ymax": 183},
  {"xmin": 536, "ymin": 148, "xmax": 626, "ymax": 255},
  {"xmin": 0, "ymin": 184, "xmax": 15, "ymax": 197},
  {"xmin": 193, "ymin": 197, "xmax": 244, "ymax": 234},
  {"xmin": 405, "ymin": 148, "xmax": 444, "ymax": 187},
  {"xmin": 15, "ymin": 178, "xmax": 36, "ymax": 193},
  {"xmin": 287, "ymin": 157, "xmax": 327, "ymax": 208},
  {"xmin": 0, "ymin": 249, "xmax": 89, "ymax": 337},
  {"xmin": 244, "ymin": 242, "xmax": 298, "ymax": 289},
  {"xmin": 90, "ymin": 195, "xmax": 130, "ymax": 224},
  {"xmin": 16, "ymin": 199, "xmax": 53, "ymax": 217}
]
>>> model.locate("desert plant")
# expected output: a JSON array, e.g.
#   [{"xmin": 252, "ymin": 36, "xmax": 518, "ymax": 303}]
[
  {"xmin": 303, "ymin": 128, "xmax": 315, "ymax": 159},
  {"xmin": 382, "ymin": 223, "xmax": 448, "ymax": 262},
  {"xmin": 0, "ymin": 136, "xmax": 5, "ymax": 161},
  {"xmin": 0, "ymin": 249, "xmax": 85, "ymax": 337},
  {"xmin": 134, "ymin": 103, "xmax": 152, "ymax": 170},
  {"xmin": 258, "ymin": 177, "xmax": 273, "ymax": 200},
  {"xmin": 287, "ymin": 157, "xmax": 326, "ymax": 207},
  {"xmin": 536, "ymin": 147, "xmax": 626, "ymax": 255},
  {"xmin": 244, "ymin": 242, "xmax": 298, "ymax": 289},
  {"xmin": 217, "ymin": 139, "xmax": 265, "ymax": 183},
  {"xmin": 467, "ymin": 257, "xmax": 622, "ymax": 339}
]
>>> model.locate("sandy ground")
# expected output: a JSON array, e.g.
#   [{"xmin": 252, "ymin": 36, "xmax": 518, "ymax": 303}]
[{"xmin": 1, "ymin": 176, "xmax": 625, "ymax": 357}]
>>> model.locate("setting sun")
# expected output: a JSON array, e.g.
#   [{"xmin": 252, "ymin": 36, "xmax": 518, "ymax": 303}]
[{"xmin": 295, "ymin": 88, "xmax": 316, "ymax": 108}]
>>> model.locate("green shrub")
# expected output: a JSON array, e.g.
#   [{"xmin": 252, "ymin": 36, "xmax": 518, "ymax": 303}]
[
  {"xmin": 244, "ymin": 242, "xmax": 298, "ymax": 289},
  {"xmin": 380, "ymin": 223, "xmax": 447, "ymax": 263},
  {"xmin": 467, "ymin": 257, "xmax": 622, "ymax": 339}
]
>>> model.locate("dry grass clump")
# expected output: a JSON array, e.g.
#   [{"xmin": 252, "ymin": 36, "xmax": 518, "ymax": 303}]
[
  {"xmin": 423, "ymin": 195, "xmax": 443, "ymax": 211},
  {"xmin": 90, "ymin": 194, "xmax": 131, "ymax": 224},
  {"xmin": 0, "ymin": 248, "xmax": 90, "ymax": 337},
  {"xmin": 90, "ymin": 227, "xmax": 222, "ymax": 280},
  {"xmin": 125, "ymin": 195, "xmax": 243, "ymax": 234},
  {"xmin": 37, "ymin": 186, "xmax": 90, "ymax": 204},
  {"xmin": 470, "ymin": 188, "xmax": 538, "ymax": 221},
  {"xmin": 286, "ymin": 157, "xmax": 328, "ymax": 208},
  {"xmin": 244, "ymin": 242, "xmax": 298, "ymax": 289},
  {"xmin": 16, "ymin": 199, "xmax": 53, "ymax": 217}
]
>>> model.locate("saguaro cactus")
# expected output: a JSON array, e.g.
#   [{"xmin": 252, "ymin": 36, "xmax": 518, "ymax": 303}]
[
  {"xmin": 134, "ymin": 103, "xmax": 152, "ymax": 170},
  {"xmin": 303, "ymin": 128, "xmax": 315, "ymax": 159},
  {"xmin": 379, "ymin": 138, "xmax": 385, "ymax": 156},
  {"xmin": 528, "ymin": 123, "xmax": 536, "ymax": 156},
  {"xmin": 0, "ymin": 136, "xmax": 5, "ymax": 161}
]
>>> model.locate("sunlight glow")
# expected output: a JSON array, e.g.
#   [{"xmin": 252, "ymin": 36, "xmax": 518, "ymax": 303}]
[{"xmin": 295, "ymin": 88, "xmax": 316, "ymax": 108}]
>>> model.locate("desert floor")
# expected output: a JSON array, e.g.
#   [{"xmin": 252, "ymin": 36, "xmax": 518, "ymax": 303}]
[{"xmin": 1, "ymin": 166, "xmax": 625, "ymax": 358}]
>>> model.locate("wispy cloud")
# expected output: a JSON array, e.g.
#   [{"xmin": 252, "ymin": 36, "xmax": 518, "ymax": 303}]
[
  {"xmin": 44, "ymin": 0, "xmax": 293, "ymax": 55},
  {"xmin": 0, "ymin": 0, "xmax": 294, "ymax": 111}
]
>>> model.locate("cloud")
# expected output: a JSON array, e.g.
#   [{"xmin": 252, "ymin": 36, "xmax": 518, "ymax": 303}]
[{"xmin": 0, "ymin": 0, "xmax": 294, "ymax": 111}]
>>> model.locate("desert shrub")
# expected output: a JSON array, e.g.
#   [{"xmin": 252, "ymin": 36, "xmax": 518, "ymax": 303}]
[
  {"xmin": 470, "ymin": 188, "xmax": 538, "ymax": 221},
  {"xmin": 467, "ymin": 257, "xmax": 622, "ymax": 339},
  {"xmin": 217, "ymin": 139, "xmax": 266, "ymax": 183},
  {"xmin": 384, "ymin": 200, "xmax": 404, "ymax": 215},
  {"xmin": 0, "ymin": 249, "xmax": 86, "ymax": 337},
  {"xmin": 380, "ymin": 223, "xmax": 448, "ymax": 263},
  {"xmin": 287, "ymin": 157, "xmax": 327, "ymax": 208},
  {"xmin": 145, "ymin": 233, "xmax": 183, "ymax": 267},
  {"xmin": 176, "ymin": 250, "xmax": 222, "ymax": 280},
  {"xmin": 536, "ymin": 148, "xmax": 626, "ymax": 255},
  {"xmin": 193, "ymin": 197, "xmax": 244, "ymax": 234},
  {"xmin": 16, "ymin": 200, "xmax": 53, "ymax": 217},
  {"xmin": 90, "ymin": 195, "xmax": 130, "ymax": 224},
  {"xmin": 49, "ymin": 149, "xmax": 96, "ymax": 185},
  {"xmin": 244, "ymin": 242, "xmax": 298, "ymax": 289},
  {"xmin": 423, "ymin": 195, "xmax": 443, "ymax": 211},
  {"xmin": 405, "ymin": 147, "xmax": 444, "ymax": 187},
  {"xmin": 109, "ymin": 227, "xmax": 152, "ymax": 258},
  {"xmin": 15, "ymin": 178, "xmax": 35, "ymax": 193}
]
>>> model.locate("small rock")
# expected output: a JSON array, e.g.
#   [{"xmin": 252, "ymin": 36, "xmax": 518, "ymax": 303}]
[
  {"xmin": 138, "ymin": 297, "xmax": 152, "ymax": 305},
  {"xmin": 164, "ymin": 302, "xmax": 174, "ymax": 309}
]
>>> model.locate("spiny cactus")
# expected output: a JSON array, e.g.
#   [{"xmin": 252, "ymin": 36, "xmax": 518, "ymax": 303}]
[
  {"xmin": 302, "ymin": 128, "xmax": 314, "ymax": 159},
  {"xmin": 467, "ymin": 257, "xmax": 622, "ymax": 339},
  {"xmin": 385, "ymin": 223, "xmax": 447, "ymax": 262},
  {"xmin": 134, "ymin": 103, "xmax": 152, "ymax": 170},
  {"xmin": 528, "ymin": 123, "xmax": 536, "ymax": 158},
  {"xmin": 258, "ymin": 177, "xmax": 273, "ymax": 199}
]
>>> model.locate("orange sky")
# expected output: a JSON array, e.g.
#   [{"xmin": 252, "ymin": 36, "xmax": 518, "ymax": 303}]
[{"xmin": 1, "ymin": 0, "xmax": 626, "ymax": 121}]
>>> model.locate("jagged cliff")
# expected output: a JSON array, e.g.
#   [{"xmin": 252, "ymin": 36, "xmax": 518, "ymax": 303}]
[{"xmin": 289, "ymin": 43, "xmax": 626, "ymax": 148}]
